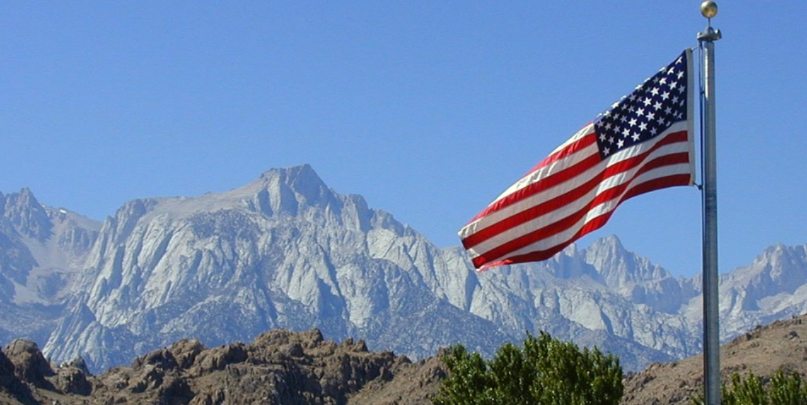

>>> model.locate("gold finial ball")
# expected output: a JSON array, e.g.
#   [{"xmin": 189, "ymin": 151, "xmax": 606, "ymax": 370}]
[{"xmin": 700, "ymin": 1, "xmax": 718, "ymax": 19}]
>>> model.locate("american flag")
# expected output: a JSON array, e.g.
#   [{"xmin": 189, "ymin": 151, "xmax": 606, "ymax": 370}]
[{"xmin": 459, "ymin": 50, "xmax": 695, "ymax": 271}]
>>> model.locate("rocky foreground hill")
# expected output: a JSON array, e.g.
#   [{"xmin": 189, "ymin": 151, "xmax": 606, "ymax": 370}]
[
  {"xmin": 0, "ymin": 328, "xmax": 447, "ymax": 405},
  {"xmin": 3, "ymin": 313, "xmax": 807, "ymax": 405},
  {"xmin": 622, "ymin": 312, "xmax": 807, "ymax": 405}
]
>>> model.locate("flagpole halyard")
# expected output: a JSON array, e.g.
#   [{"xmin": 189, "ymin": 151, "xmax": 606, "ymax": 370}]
[{"xmin": 697, "ymin": 1, "xmax": 722, "ymax": 404}]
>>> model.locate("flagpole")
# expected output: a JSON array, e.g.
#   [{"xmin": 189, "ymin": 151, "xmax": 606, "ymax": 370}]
[{"xmin": 697, "ymin": 2, "xmax": 722, "ymax": 404}]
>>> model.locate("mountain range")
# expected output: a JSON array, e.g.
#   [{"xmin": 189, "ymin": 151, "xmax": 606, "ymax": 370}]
[{"xmin": 1, "ymin": 164, "xmax": 805, "ymax": 373}]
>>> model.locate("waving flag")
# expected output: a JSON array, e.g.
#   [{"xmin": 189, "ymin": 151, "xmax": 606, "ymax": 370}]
[{"xmin": 459, "ymin": 49, "xmax": 695, "ymax": 271}]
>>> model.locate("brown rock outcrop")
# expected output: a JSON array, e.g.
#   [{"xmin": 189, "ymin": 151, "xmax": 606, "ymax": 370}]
[
  {"xmin": 0, "ymin": 345, "xmax": 37, "ymax": 405},
  {"xmin": 0, "ymin": 328, "xmax": 446, "ymax": 404},
  {"xmin": 6, "ymin": 313, "xmax": 807, "ymax": 405},
  {"xmin": 4, "ymin": 339, "xmax": 54, "ymax": 389}
]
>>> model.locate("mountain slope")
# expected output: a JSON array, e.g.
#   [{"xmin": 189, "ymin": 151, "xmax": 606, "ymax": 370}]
[
  {"xmin": 6, "ymin": 313, "xmax": 807, "ymax": 405},
  {"xmin": 44, "ymin": 165, "xmax": 509, "ymax": 372},
  {"xmin": 622, "ymin": 312, "xmax": 807, "ymax": 405},
  {"xmin": 1, "ymin": 165, "xmax": 806, "ymax": 375},
  {"xmin": 0, "ymin": 189, "xmax": 100, "ymax": 345}
]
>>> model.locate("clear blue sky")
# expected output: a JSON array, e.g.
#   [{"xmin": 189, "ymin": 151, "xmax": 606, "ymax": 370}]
[{"xmin": 2, "ymin": 2, "xmax": 805, "ymax": 278}]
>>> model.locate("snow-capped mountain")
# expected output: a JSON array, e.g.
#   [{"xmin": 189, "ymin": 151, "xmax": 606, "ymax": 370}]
[
  {"xmin": 42, "ymin": 165, "xmax": 508, "ymax": 371},
  {"xmin": 0, "ymin": 188, "xmax": 100, "ymax": 345},
  {"xmin": 1, "ymin": 165, "xmax": 806, "ymax": 373}
]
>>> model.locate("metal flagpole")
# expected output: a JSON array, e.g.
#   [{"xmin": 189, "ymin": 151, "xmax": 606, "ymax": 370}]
[{"xmin": 697, "ymin": 1, "xmax": 722, "ymax": 404}]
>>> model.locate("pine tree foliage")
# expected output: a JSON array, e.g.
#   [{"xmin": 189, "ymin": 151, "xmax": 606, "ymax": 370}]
[{"xmin": 433, "ymin": 331, "xmax": 623, "ymax": 405}]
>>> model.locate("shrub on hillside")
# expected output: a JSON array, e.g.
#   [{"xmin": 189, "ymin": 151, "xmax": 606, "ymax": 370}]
[
  {"xmin": 433, "ymin": 331, "xmax": 623, "ymax": 405},
  {"xmin": 692, "ymin": 369, "xmax": 807, "ymax": 405}
]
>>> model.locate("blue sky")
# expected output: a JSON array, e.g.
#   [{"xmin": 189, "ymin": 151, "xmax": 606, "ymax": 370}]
[{"xmin": 2, "ymin": 2, "xmax": 805, "ymax": 278}]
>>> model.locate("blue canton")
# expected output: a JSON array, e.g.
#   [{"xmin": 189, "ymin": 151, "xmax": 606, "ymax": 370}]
[{"xmin": 593, "ymin": 52, "xmax": 688, "ymax": 158}]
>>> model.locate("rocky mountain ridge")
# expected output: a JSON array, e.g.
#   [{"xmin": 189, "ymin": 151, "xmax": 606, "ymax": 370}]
[
  {"xmin": 0, "ymin": 328, "xmax": 446, "ymax": 405},
  {"xmin": 1, "ymin": 165, "xmax": 806, "ymax": 375},
  {"xmin": 4, "ymin": 313, "xmax": 807, "ymax": 405},
  {"xmin": 0, "ymin": 189, "xmax": 100, "ymax": 347}
]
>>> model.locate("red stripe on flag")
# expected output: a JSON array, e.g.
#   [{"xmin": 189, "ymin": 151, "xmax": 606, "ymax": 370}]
[
  {"xmin": 474, "ymin": 213, "xmax": 614, "ymax": 269},
  {"xmin": 462, "ymin": 131, "xmax": 689, "ymax": 250},
  {"xmin": 524, "ymin": 126, "xmax": 598, "ymax": 177},
  {"xmin": 474, "ymin": 172, "xmax": 692, "ymax": 269},
  {"xmin": 470, "ymin": 159, "xmax": 686, "ymax": 267},
  {"xmin": 471, "ymin": 171, "xmax": 691, "ymax": 270},
  {"xmin": 469, "ymin": 131, "xmax": 599, "ymax": 222},
  {"xmin": 459, "ymin": 50, "xmax": 695, "ymax": 271}
]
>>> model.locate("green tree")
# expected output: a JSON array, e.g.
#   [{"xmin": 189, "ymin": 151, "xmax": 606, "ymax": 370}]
[
  {"xmin": 433, "ymin": 331, "xmax": 623, "ymax": 405},
  {"xmin": 722, "ymin": 372, "xmax": 768, "ymax": 405},
  {"xmin": 692, "ymin": 369, "xmax": 807, "ymax": 405},
  {"xmin": 769, "ymin": 369, "xmax": 807, "ymax": 405}
]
